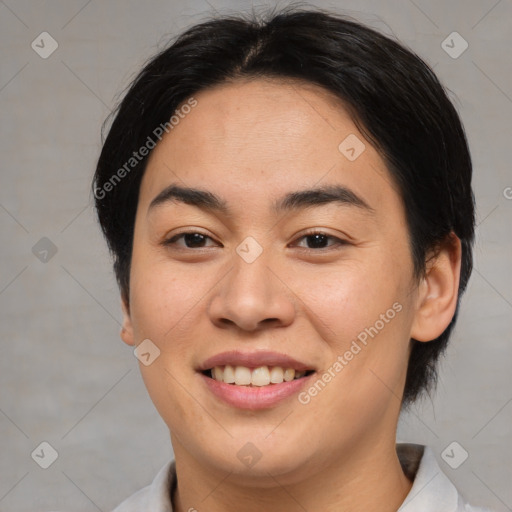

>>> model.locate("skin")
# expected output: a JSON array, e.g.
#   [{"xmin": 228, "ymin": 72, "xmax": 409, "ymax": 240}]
[{"xmin": 120, "ymin": 78, "xmax": 461, "ymax": 512}]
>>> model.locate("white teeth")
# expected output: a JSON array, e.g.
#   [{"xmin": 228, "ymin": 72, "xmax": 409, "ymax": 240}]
[
  {"xmin": 234, "ymin": 366, "xmax": 252, "ymax": 386},
  {"xmin": 223, "ymin": 364, "xmax": 235, "ymax": 383},
  {"xmin": 212, "ymin": 366, "xmax": 224, "ymax": 381},
  {"xmin": 269, "ymin": 366, "xmax": 284, "ymax": 383},
  {"xmin": 209, "ymin": 365, "xmax": 310, "ymax": 386},
  {"xmin": 251, "ymin": 366, "xmax": 270, "ymax": 386},
  {"xmin": 283, "ymin": 368, "xmax": 295, "ymax": 382}
]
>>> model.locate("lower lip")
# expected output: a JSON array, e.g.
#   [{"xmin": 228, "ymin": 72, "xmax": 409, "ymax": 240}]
[{"xmin": 200, "ymin": 373, "xmax": 314, "ymax": 410}]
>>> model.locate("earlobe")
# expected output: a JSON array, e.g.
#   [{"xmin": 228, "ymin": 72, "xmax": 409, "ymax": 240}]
[
  {"xmin": 410, "ymin": 233, "xmax": 462, "ymax": 342},
  {"xmin": 120, "ymin": 296, "xmax": 135, "ymax": 346}
]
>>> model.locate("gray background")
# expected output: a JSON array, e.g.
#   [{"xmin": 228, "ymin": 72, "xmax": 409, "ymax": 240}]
[{"xmin": 1, "ymin": 0, "xmax": 511, "ymax": 510}]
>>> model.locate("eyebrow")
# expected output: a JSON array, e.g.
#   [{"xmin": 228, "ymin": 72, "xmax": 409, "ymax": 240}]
[{"xmin": 148, "ymin": 183, "xmax": 375, "ymax": 216}]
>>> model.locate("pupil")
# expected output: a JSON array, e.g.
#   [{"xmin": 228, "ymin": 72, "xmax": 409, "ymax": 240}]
[
  {"xmin": 186, "ymin": 233, "xmax": 205, "ymax": 247},
  {"xmin": 308, "ymin": 234, "xmax": 327, "ymax": 248}
]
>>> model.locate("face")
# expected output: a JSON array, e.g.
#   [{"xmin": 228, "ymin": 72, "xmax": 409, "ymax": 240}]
[{"xmin": 121, "ymin": 78, "xmax": 443, "ymax": 484}]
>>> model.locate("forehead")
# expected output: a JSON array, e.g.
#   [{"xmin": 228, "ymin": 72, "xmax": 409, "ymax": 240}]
[{"xmin": 139, "ymin": 78, "xmax": 401, "ymax": 219}]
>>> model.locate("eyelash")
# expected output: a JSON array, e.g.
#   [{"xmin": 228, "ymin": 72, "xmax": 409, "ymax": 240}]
[{"xmin": 162, "ymin": 230, "xmax": 347, "ymax": 252}]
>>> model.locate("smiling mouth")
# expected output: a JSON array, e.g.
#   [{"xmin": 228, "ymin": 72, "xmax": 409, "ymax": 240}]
[{"xmin": 202, "ymin": 365, "xmax": 315, "ymax": 387}]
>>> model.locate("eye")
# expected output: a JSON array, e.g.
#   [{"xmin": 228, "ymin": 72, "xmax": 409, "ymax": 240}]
[
  {"xmin": 162, "ymin": 230, "xmax": 347, "ymax": 251},
  {"xmin": 163, "ymin": 231, "xmax": 220, "ymax": 249},
  {"xmin": 292, "ymin": 231, "xmax": 347, "ymax": 250}
]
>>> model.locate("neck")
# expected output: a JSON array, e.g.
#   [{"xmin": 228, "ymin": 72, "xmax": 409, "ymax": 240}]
[{"xmin": 171, "ymin": 437, "xmax": 412, "ymax": 512}]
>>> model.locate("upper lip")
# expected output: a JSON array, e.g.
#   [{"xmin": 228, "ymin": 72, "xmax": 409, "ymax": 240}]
[{"xmin": 198, "ymin": 350, "xmax": 314, "ymax": 372}]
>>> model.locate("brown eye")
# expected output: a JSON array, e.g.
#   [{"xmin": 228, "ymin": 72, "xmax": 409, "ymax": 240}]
[
  {"xmin": 164, "ymin": 232, "xmax": 218, "ymax": 249},
  {"xmin": 294, "ymin": 231, "xmax": 346, "ymax": 250}
]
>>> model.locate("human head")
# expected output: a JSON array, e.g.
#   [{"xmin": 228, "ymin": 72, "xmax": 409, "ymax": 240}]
[{"xmin": 93, "ymin": 7, "xmax": 474, "ymax": 411}]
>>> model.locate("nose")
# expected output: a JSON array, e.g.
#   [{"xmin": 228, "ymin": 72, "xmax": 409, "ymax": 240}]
[{"xmin": 207, "ymin": 251, "xmax": 296, "ymax": 332}]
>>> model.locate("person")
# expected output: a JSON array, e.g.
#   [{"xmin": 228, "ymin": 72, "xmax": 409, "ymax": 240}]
[{"xmin": 93, "ymin": 6, "xmax": 492, "ymax": 512}]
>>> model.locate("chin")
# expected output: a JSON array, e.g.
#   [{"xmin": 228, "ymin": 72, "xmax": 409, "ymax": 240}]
[{"xmin": 200, "ymin": 434, "xmax": 316, "ymax": 481}]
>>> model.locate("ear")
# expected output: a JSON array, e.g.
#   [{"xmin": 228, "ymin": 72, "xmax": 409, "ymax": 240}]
[
  {"xmin": 410, "ymin": 233, "xmax": 462, "ymax": 342},
  {"xmin": 120, "ymin": 295, "xmax": 135, "ymax": 346}
]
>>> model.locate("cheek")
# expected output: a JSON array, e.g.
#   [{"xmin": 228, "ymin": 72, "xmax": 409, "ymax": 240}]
[
  {"xmin": 297, "ymin": 254, "xmax": 409, "ymax": 346},
  {"xmin": 128, "ymin": 259, "xmax": 213, "ymax": 433},
  {"xmin": 296, "ymin": 253, "xmax": 414, "ymax": 404},
  {"xmin": 128, "ymin": 254, "xmax": 201, "ymax": 343}
]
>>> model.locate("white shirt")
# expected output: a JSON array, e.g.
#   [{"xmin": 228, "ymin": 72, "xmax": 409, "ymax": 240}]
[{"xmin": 111, "ymin": 443, "xmax": 493, "ymax": 511}]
